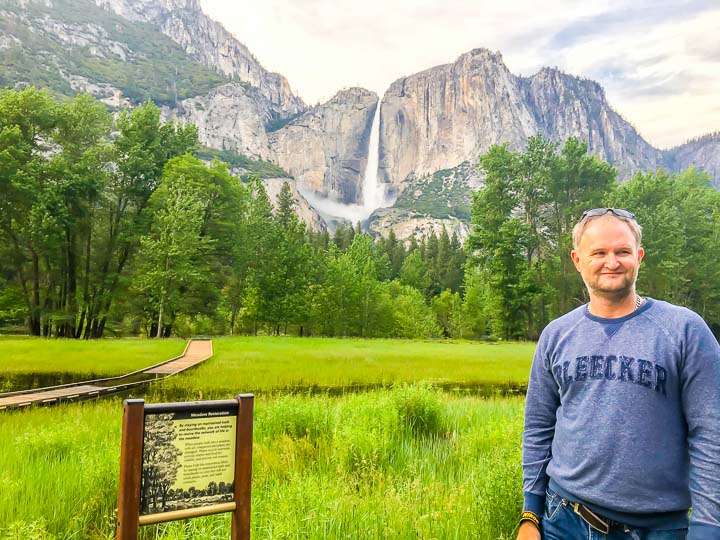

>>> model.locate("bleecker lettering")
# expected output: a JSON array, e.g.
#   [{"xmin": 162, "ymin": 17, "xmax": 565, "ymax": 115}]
[
  {"xmin": 637, "ymin": 359, "xmax": 653, "ymax": 388},
  {"xmin": 552, "ymin": 354, "xmax": 669, "ymax": 398},
  {"xmin": 562, "ymin": 361, "xmax": 574, "ymax": 389},
  {"xmin": 655, "ymin": 365, "xmax": 668, "ymax": 396},
  {"xmin": 619, "ymin": 356, "xmax": 635, "ymax": 382},
  {"xmin": 575, "ymin": 356, "xmax": 588, "ymax": 382},
  {"xmin": 589, "ymin": 355, "xmax": 605, "ymax": 380},
  {"xmin": 605, "ymin": 355, "xmax": 618, "ymax": 380}
]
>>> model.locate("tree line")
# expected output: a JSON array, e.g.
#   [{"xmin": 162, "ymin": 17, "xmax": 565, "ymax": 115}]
[
  {"xmin": 1, "ymin": 88, "xmax": 718, "ymax": 340},
  {"xmin": 468, "ymin": 136, "xmax": 720, "ymax": 339}
]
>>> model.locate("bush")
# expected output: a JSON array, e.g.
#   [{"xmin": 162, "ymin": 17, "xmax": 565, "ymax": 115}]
[{"xmin": 393, "ymin": 384, "xmax": 445, "ymax": 437}]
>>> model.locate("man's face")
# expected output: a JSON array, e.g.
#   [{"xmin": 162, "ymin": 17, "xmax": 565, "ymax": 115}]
[{"xmin": 571, "ymin": 216, "xmax": 644, "ymax": 299}]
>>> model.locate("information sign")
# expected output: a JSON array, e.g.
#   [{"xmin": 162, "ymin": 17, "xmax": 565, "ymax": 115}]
[{"xmin": 116, "ymin": 395, "xmax": 253, "ymax": 540}]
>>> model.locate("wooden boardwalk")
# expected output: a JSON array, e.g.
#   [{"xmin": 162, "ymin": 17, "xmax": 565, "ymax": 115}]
[
  {"xmin": 145, "ymin": 339, "xmax": 213, "ymax": 374},
  {"xmin": 0, "ymin": 339, "xmax": 213, "ymax": 410}
]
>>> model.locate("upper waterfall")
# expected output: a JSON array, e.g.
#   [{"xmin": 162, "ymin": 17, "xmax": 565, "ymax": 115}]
[
  {"xmin": 361, "ymin": 102, "xmax": 382, "ymax": 212},
  {"xmin": 298, "ymin": 98, "xmax": 391, "ymax": 229}
]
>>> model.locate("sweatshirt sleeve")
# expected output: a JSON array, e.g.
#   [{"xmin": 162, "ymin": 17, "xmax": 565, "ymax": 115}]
[
  {"xmin": 522, "ymin": 331, "xmax": 561, "ymax": 517},
  {"xmin": 681, "ymin": 314, "xmax": 720, "ymax": 539}
]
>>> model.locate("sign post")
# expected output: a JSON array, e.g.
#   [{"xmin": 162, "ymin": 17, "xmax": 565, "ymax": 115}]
[{"xmin": 116, "ymin": 394, "xmax": 254, "ymax": 540}]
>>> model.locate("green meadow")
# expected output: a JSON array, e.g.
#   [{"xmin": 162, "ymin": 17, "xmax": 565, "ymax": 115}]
[
  {"xmin": 156, "ymin": 337, "xmax": 535, "ymax": 399},
  {"xmin": 0, "ymin": 338, "xmax": 534, "ymax": 539},
  {"xmin": 0, "ymin": 337, "xmax": 186, "ymax": 377}
]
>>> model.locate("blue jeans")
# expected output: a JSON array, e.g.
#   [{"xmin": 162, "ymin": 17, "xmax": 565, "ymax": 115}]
[{"xmin": 542, "ymin": 488, "xmax": 687, "ymax": 540}]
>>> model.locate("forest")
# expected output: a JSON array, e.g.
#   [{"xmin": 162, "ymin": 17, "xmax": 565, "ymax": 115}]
[{"xmin": 1, "ymin": 87, "xmax": 718, "ymax": 340}]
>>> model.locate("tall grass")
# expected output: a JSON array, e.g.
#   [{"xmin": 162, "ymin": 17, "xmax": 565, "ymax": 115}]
[
  {"xmin": 0, "ymin": 388, "xmax": 525, "ymax": 539},
  {"xmin": 0, "ymin": 400, "xmax": 121, "ymax": 539}
]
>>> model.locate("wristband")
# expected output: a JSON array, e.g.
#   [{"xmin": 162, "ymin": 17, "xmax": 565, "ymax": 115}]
[{"xmin": 520, "ymin": 510, "xmax": 540, "ymax": 528}]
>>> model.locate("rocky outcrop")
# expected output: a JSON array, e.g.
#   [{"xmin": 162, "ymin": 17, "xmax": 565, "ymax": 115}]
[
  {"xmin": 392, "ymin": 161, "xmax": 483, "ymax": 222},
  {"xmin": 93, "ymin": 0, "xmax": 305, "ymax": 115},
  {"xmin": 162, "ymin": 82, "xmax": 277, "ymax": 160},
  {"xmin": 263, "ymin": 178, "xmax": 327, "ymax": 232},
  {"xmin": 665, "ymin": 134, "xmax": 720, "ymax": 189},
  {"xmin": 368, "ymin": 208, "xmax": 471, "ymax": 245},
  {"xmin": 268, "ymin": 88, "xmax": 378, "ymax": 203},
  {"xmin": 379, "ymin": 49, "xmax": 536, "ymax": 186},
  {"xmin": 521, "ymin": 67, "xmax": 665, "ymax": 178},
  {"xmin": 378, "ymin": 48, "xmax": 668, "ymax": 191}
]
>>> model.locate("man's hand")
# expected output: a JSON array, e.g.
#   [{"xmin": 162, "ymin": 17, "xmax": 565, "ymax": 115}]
[{"xmin": 516, "ymin": 520, "xmax": 541, "ymax": 540}]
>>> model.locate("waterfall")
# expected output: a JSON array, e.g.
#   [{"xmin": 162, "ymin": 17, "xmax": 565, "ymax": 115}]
[
  {"xmin": 299, "ymin": 99, "xmax": 390, "ymax": 229},
  {"xmin": 361, "ymin": 102, "xmax": 382, "ymax": 212}
]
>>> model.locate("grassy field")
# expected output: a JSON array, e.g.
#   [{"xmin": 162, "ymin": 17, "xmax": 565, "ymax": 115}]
[
  {"xmin": 0, "ymin": 337, "xmax": 186, "ymax": 377},
  {"xmin": 0, "ymin": 337, "xmax": 533, "ymax": 539},
  {"xmin": 153, "ymin": 337, "xmax": 535, "ymax": 399}
]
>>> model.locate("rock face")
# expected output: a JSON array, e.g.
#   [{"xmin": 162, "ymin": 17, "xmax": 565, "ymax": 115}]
[
  {"xmin": 162, "ymin": 82, "xmax": 276, "ymax": 160},
  {"xmin": 666, "ymin": 134, "xmax": 720, "ymax": 189},
  {"xmin": 93, "ymin": 0, "xmax": 305, "ymax": 115},
  {"xmin": 379, "ymin": 48, "xmax": 667, "ymax": 189},
  {"xmin": 368, "ymin": 208, "xmax": 471, "ymax": 245},
  {"xmin": 521, "ymin": 67, "xmax": 666, "ymax": 178},
  {"xmin": 263, "ymin": 178, "xmax": 327, "ymax": 232},
  {"xmin": 379, "ymin": 49, "xmax": 536, "ymax": 185},
  {"xmin": 268, "ymin": 88, "xmax": 378, "ymax": 203}
]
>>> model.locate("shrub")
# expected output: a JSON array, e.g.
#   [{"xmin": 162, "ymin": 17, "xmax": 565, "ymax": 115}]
[{"xmin": 393, "ymin": 384, "xmax": 445, "ymax": 437}]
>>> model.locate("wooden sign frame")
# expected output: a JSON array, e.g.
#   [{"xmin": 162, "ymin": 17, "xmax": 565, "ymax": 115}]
[{"xmin": 116, "ymin": 394, "xmax": 254, "ymax": 540}]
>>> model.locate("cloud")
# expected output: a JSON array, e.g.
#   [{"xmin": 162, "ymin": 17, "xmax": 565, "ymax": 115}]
[
  {"xmin": 582, "ymin": 56, "xmax": 714, "ymax": 99},
  {"xmin": 545, "ymin": 0, "xmax": 716, "ymax": 51}
]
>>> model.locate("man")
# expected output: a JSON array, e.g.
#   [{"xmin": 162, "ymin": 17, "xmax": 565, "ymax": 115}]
[{"xmin": 517, "ymin": 208, "xmax": 720, "ymax": 540}]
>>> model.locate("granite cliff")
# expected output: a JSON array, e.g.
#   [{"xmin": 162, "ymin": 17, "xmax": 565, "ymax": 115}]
[
  {"xmin": 161, "ymin": 82, "xmax": 278, "ymax": 160},
  {"xmin": 268, "ymin": 88, "xmax": 378, "ymax": 204},
  {"xmin": 379, "ymin": 48, "xmax": 667, "ymax": 190},
  {"xmin": 520, "ymin": 66, "xmax": 666, "ymax": 178},
  {"xmin": 379, "ymin": 49, "xmax": 536, "ymax": 186},
  {"xmin": 666, "ymin": 134, "xmax": 720, "ymax": 189}
]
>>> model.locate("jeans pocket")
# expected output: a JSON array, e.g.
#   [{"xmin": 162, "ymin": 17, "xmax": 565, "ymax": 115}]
[{"xmin": 544, "ymin": 488, "xmax": 563, "ymax": 521}]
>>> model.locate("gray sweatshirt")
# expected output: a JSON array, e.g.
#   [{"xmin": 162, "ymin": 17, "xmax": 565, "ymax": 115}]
[{"xmin": 522, "ymin": 298, "xmax": 720, "ymax": 538}]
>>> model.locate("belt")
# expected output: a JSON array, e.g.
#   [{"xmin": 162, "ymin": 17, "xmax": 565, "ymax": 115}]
[{"xmin": 569, "ymin": 501, "xmax": 626, "ymax": 535}]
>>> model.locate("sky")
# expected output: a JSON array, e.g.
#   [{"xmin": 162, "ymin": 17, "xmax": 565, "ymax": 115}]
[{"xmin": 199, "ymin": 0, "xmax": 720, "ymax": 149}]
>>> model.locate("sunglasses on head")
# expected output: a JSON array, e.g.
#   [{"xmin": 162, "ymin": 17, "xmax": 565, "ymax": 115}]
[{"xmin": 580, "ymin": 208, "xmax": 636, "ymax": 220}]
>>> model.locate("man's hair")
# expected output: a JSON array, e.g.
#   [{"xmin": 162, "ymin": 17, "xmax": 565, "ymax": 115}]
[{"xmin": 572, "ymin": 213, "xmax": 643, "ymax": 250}]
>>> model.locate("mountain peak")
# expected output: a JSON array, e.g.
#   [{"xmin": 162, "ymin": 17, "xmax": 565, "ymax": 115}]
[
  {"xmin": 528, "ymin": 66, "xmax": 605, "ymax": 100},
  {"xmin": 454, "ymin": 48, "xmax": 505, "ymax": 69},
  {"xmin": 93, "ymin": 0, "xmax": 305, "ymax": 114},
  {"xmin": 463, "ymin": 47, "xmax": 502, "ymax": 60},
  {"xmin": 331, "ymin": 87, "xmax": 376, "ymax": 100}
]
